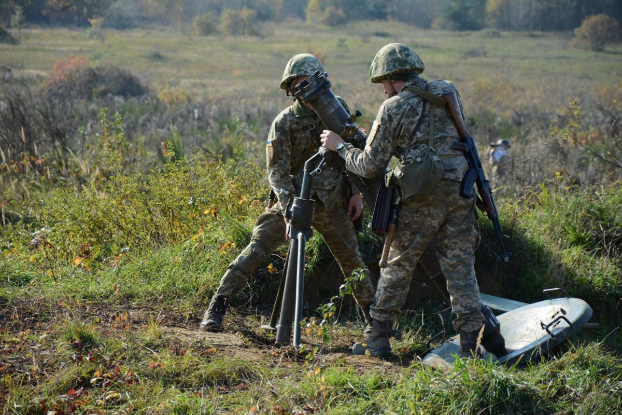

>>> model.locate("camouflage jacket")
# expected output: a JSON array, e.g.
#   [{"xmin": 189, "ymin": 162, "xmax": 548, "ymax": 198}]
[
  {"xmin": 267, "ymin": 98, "xmax": 356, "ymax": 215},
  {"xmin": 338, "ymin": 76, "xmax": 468, "ymax": 182}
]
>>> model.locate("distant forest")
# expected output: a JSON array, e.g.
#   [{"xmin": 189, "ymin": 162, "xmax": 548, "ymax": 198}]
[{"xmin": 1, "ymin": 0, "xmax": 621, "ymax": 31}]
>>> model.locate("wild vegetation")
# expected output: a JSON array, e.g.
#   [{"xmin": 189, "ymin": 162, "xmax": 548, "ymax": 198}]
[{"xmin": 0, "ymin": 17, "xmax": 621, "ymax": 415}]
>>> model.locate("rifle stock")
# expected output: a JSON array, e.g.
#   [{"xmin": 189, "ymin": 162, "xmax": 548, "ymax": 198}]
[{"xmin": 442, "ymin": 92, "xmax": 511, "ymax": 263}]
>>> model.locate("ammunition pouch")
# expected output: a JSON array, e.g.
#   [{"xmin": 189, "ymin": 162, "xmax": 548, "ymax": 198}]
[
  {"xmin": 387, "ymin": 83, "xmax": 444, "ymax": 202},
  {"xmin": 387, "ymin": 145, "xmax": 444, "ymax": 202}
]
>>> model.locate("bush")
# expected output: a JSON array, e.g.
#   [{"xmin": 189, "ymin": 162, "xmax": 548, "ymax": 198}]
[
  {"xmin": 321, "ymin": 6, "xmax": 346, "ymax": 27},
  {"xmin": 45, "ymin": 65, "xmax": 148, "ymax": 101},
  {"xmin": 101, "ymin": 0, "xmax": 144, "ymax": 30},
  {"xmin": 0, "ymin": 25, "xmax": 17, "ymax": 45},
  {"xmin": 193, "ymin": 13, "xmax": 218, "ymax": 36},
  {"xmin": 220, "ymin": 8, "xmax": 259, "ymax": 36},
  {"xmin": 573, "ymin": 14, "xmax": 622, "ymax": 52}
]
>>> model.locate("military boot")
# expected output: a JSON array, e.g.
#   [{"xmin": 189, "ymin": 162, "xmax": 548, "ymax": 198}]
[
  {"xmin": 480, "ymin": 305, "xmax": 509, "ymax": 357},
  {"xmin": 199, "ymin": 294, "xmax": 230, "ymax": 332},
  {"xmin": 352, "ymin": 319, "xmax": 393, "ymax": 358},
  {"xmin": 459, "ymin": 327, "xmax": 484, "ymax": 359},
  {"xmin": 362, "ymin": 307, "xmax": 402, "ymax": 340},
  {"xmin": 362, "ymin": 306, "xmax": 374, "ymax": 337}
]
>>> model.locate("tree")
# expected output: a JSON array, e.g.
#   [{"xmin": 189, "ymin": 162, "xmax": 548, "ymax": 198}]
[
  {"xmin": 44, "ymin": 0, "xmax": 113, "ymax": 26},
  {"xmin": 439, "ymin": 0, "xmax": 486, "ymax": 31},
  {"xmin": 574, "ymin": 13, "xmax": 621, "ymax": 51},
  {"xmin": 220, "ymin": 8, "xmax": 258, "ymax": 36},
  {"xmin": 321, "ymin": 5, "xmax": 346, "ymax": 26},
  {"xmin": 10, "ymin": 5, "xmax": 25, "ymax": 41},
  {"xmin": 193, "ymin": 12, "xmax": 218, "ymax": 36},
  {"xmin": 305, "ymin": 0, "xmax": 321, "ymax": 23}
]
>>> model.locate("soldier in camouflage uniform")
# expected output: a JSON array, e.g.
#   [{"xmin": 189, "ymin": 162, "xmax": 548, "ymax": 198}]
[
  {"xmin": 200, "ymin": 54, "xmax": 376, "ymax": 333},
  {"xmin": 321, "ymin": 43, "xmax": 507, "ymax": 358},
  {"xmin": 487, "ymin": 139, "xmax": 513, "ymax": 192}
]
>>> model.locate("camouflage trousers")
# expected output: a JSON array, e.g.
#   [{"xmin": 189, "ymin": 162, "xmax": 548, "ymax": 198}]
[
  {"xmin": 215, "ymin": 198, "xmax": 376, "ymax": 309},
  {"xmin": 371, "ymin": 180, "xmax": 485, "ymax": 332},
  {"xmin": 490, "ymin": 163, "xmax": 511, "ymax": 192}
]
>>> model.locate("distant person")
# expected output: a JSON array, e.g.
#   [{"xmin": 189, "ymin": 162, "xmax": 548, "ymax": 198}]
[
  {"xmin": 321, "ymin": 43, "xmax": 508, "ymax": 359},
  {"xmin": 487, "ymin": 139, "xmax": 513, "ymax": 192},
  {"xmin": 199, "ymin": 54, "xmax": 376, "ymax": 334}
]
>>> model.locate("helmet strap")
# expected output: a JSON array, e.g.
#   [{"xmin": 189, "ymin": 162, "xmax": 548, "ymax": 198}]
[{"xmin": 387, "ymin": 77, "xmax": 398, "ymax": 98}]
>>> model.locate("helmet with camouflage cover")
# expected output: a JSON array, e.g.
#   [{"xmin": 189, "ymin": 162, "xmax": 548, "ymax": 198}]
[
  {"xmin": 490, "ymin": 139, "xmax": 511, "ymax": 149},
  {"xmin": 280, "ymin": 54, "xmax": 324, "ymax": 91},
  {"xmin": 369, "ymin": 43, "xmax": 425, "ymax": 83}
]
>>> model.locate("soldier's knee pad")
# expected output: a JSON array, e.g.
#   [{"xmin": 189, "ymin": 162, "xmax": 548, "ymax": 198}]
[{"xmin": 234, "ymin": 241, "xmax": 268, "ymax": 275}]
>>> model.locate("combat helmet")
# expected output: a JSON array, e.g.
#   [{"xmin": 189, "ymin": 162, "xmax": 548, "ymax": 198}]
[
  {"xmin": 490, "ymin": 139, "xmax": 511, "ymax": 149},
  {"xmin": 280, "ymin": 54, "xmax": 323, "ymax": 91},
  {"xmin": 369, "ymin": 43, "xmax": 425, "ymax": 83}
]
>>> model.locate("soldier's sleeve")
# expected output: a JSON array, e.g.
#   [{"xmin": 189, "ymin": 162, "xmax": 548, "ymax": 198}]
[
  {"xmin": 338, "ymin": 102, "xmax": 395, "ymax": 179},
  {"xmin": 267, "ymin": 117, "xmax": 296, "ymax": 216}
]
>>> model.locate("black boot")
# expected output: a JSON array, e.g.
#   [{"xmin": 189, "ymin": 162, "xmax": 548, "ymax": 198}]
[
  {"xmin": 199, "ymin": 294, "xmax": 230, "ymax": 332},
  {"xmin": 459, "ymin": 327, "xmax": 484, "ymax": 358},
  {"xmin": 362, "ymin": 306, "xmax": 374, "ymax": 337},
  {"xmin": 352, "ymin": 319, "xmax": 393, "ymax": 358},
  {"xmin": 362, "ymin": 307, "xmax": 402, "ymax": 339},
  {"xmin": 480, "ymin": 305, "xmax": 509, "ymax": 357}
]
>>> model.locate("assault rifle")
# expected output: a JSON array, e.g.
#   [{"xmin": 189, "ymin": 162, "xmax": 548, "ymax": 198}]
[{"xmin": 442, "ymin": 92, "xmax": 511, "ymax": 263}]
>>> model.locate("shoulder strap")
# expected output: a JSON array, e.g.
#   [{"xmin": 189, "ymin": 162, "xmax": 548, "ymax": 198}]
[
  {"xmin": 403, "ymin": 85, "xmax": 447, "ymax": 107},
  {"xmin": 404, "ymin": 83, "xmax": 432, "ymax": 155}
]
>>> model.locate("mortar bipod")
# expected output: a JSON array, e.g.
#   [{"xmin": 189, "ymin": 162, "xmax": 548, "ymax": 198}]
[{"xmin": 274, "ymin": 149, "xmax": 333, "ymax": 348}]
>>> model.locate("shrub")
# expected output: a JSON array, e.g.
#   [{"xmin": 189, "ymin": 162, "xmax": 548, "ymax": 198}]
[
  {"xmin": 193, "ymin": 13, "xmax": 218, "ymax": 36},
  {"xmin": 220, "ymin": 8, "xmax": 258, "ymax": 36},
  {"xmin": 321, "ymin": 6, "xmax": 346, "ymax": 27},
  {"xmin": 573, "ymin": 14, "xmax": 621, "ymax": 52},
  {"xmin": 0, "ymin": 25, "xmax": 17, "ymax": 45},
  {"xmin": 101, "ymin": 0, "xmax": 144, "ymax": 30},
  {"xmin": 47, "ymin": 55, "xmax": 90, "ymax": 87},
  {"xmin": 0, "ymin": 86, "xmax": 78, "ymax": 174},
  {"xmin": 45, "ymin": 65, "xmax": 148, "ymax": 101}
]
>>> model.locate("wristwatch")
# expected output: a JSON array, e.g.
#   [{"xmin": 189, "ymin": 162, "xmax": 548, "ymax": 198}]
[{"xmin": 336, "ymin": 142, "xmax": 345, "ymax": 151}]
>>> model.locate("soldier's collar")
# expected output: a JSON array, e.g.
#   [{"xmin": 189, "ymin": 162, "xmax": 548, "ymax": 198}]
[
  {"xmin": 292, "ymin": 99, "xmax": 317, "ymax": 119},
  {"xmin": 400, "ymin": 76, "xmax": 427, "ymax": 93}
]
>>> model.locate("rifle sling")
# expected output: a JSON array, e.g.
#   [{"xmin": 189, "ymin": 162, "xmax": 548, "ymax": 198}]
[{"xmin": 403, "ymin": 86, "xmax": 447, "ymax": 107}]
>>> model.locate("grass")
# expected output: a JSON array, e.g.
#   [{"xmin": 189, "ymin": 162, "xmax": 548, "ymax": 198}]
[{"xmin": 1, "ymin": 21, "xmax": 622, "ymax": 414}]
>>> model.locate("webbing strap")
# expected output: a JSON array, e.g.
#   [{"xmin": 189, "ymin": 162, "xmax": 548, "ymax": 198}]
[
  {"xmin": 403, "ymin": 86, "xmax": 447, "ymax": 107},
  {"xmin": 404, "ymin": 83, "xmax": 430, "ymax": 156}
]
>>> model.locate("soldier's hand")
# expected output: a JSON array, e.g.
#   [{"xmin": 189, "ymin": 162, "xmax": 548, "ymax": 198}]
[
  {"xmin": 348, "ymin": 193, "xmax": 363, "ymax": 222},
  {"xmin": 320, "ymin": 130, "xmax": 344, "ymax": 152}
]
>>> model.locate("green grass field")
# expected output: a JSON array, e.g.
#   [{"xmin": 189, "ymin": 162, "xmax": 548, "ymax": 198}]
[{"xmin": 1, "ymin": 21, "xmax": 622, "ymax": 414}]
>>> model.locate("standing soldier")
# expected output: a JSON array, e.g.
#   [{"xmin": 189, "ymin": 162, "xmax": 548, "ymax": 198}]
[
  {"xmin": 487, "ymin": 139, "xmax": 513, "ymax": 191},
  {"xmin": 321, "ymin": 43, "xmax": 507, "ymax": 358},
  {"xmin": 200, "ymin": 54, "xmax": 376, "ymax": 334}
]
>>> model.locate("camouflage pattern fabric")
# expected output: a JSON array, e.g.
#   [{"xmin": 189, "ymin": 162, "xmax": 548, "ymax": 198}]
[
  {"xmin": 215, "ymin": 97, "xmax": 375, "ymax": 309},
  {"xmin": 216, "ymin": 202, "xmax": 376, "ymax": 309},
  {"xmin": 369, "ymin": 43, "xmax": 425, "ymax": 83},
  {"xmin": 340, "ymin": 77, "xmax": 469, "ymax": 182},
  {"xmin": 487, "ymin": 142, "xmax": 513, "ymax": 192},
  {"xmin": 268, "ymin": 97, "xmax": 356, "ymax": 215},
  {"xmin": 338, "ymin": 75, "xmax": 485, "ymax": 332},
  {"xmin": 280, "ymin": 53, "xmax": 324, "ymax": 91}
]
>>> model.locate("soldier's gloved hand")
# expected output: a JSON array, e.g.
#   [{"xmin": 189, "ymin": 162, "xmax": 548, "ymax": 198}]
[{"xmin": 348, "ymin": 193, "xmax": 363, "ymax": 221}]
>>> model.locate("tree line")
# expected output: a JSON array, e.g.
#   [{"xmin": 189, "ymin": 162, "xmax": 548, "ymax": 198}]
[{"xmin": 0, "ymin": 0, "xmax": 621, "ymax": 31}]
